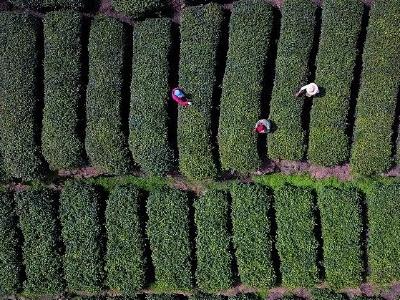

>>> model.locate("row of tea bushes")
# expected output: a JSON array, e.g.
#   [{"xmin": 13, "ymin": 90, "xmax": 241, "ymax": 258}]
[
  {"xmin": 177, "ymin": 3, "xmax": 223, "ymax": 180},
  {"xmin": 308, "ymin": 0, "xmax": 364, "ymax": 166},
  {"xmin": 0, "ymin": 182, "xmax": 399, "ymax": 295},
  {"xmin": 350, "ymin": 0, "xmax": 400, "ymax": 176},
  {"xmin": 268, "ymin": 0, "xmax": 316, "ymax": 161},
  {"xmin": 218, "ymin": 0, "xmax": 274, "ymax": 173}
]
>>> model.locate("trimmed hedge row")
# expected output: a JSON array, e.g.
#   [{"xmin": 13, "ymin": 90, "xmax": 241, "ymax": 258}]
[
  {"xmin": 178, "ymin": 3, "xmax": 223, "ymax": 180},
  {"xmin": 60, "ymin": 182, "xmax": 103, "ymax": 293},
  {"xmin": 367, "ymin": 183, "xmax": 400, "ymax": 285},
  {"xmin": 129, "ymin": 18, "xmax": 174, "ymax": 176},
  {"xmin": 0, "ymin": 192, "xmax": 21, "ymax": 295},
  {"xmin": 112, "ymin": 0, "xmax": 167, "ymax": 17},
  {"xmin": 42, "ymin": 10, "xmax": 85, "ymax": 170},
  {"xmin": 231, "ymin": 184, "xmax": 274, "ymax": 289},
  {"xmin": 9, "ymin": 0, "xmax": 92, "ymax": 9},
  {"xmin": 218, "ymin": 0, "xmax": 273, "ymax": 173},
  {"xmin": 16, "ymin": 190, "xmax": 64, "ymax": 295},
  {"xmin": 350, "ymin": 0, "xmax": 400, "ymax": 175},
  {"xmin": 0, "ymin": 12, "xmax": 43, "ymax": 179},
  {"xmin": 105, "ymin": 185, "xmax": 145, "ymax": 295},
  {"xmin": 267, "ymin": 0, "xmax": 316, "ymax": 161},
  {"xmin": 147, "ymin": 188, "xmax": 192, "ymax": 291},
  {"xmin": 86, "ymin": 16, "xmax": 133, "ymax": 175},
  {"xmin": 308, "ymin": 0, "xmax": 363, "ymax": 166},
  {"xmin": 274, "ymin": 185, "xmax": 318, "ymax": 287},
  {"xmin": 317, "ymin": 187, "xmax": 362, "ymax": 289},
  {"xmin": 312, "ymin": 289, "xmax": 346, "ymax": 300},
  {"xmin": 195, "ymin": 190, "xmax": 232, "ymax": 292}
]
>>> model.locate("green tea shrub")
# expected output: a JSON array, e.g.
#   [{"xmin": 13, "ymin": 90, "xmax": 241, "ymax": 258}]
[
  {"xmin": 231, "ymin": 183, "xmax": 274, "ymax": 288},
  {"xmin": 317, "ymin": 187, "xmax": 362, "ymax": 288},
  {"xmin": 268, "ymin": 0, "xmax": 316, "ymax": 160},
  {"xmin": 0, "ymin": 12, "xmax": 43, "ymax": 179},
  {"xmin": 308, "ymin": 0, "xmax": 363, "ymax": 166},
  {"xmin": 105, "ymin": 185, "xmax": 145, "ymax": 295},
  {"xmin": 146, "ymin": 188, "xmax": 192, "ymax": 291},
  {"xmin": 367, "ymin": 183, "xmax": 400, "ymax": 284},
  {"xmin": 86, "ymin": 16, "xmax": 133, "ymax": 175},
  {"xmin": 42, "ymin": 10, "xmax": 85, "ymax": 170},
  {"xmin": 60, "ymin": 181, "xmax": 103, "ymax": 292},
  {"xmin": 195, "ymin": 190, "xmax": 232, "ymax": 292},
  {"xmin": 112, "ymin": 0, "xmax": 167, "ymax": 17},
  {"xmin": 178, "ymin": 3, "xmax": 223, "ymax": 180},
  {"xmin": 16, "ymin": 190, "xmax": 64, "ymax": 295},
  {"xmin": 218, "ymin": 0, "xmax": 273, "ymax": 173},
  {"xmin": 351, "ymin": 0, "xmax": 400, "ymax": 175},
  {"xmin": 274, "ymin": 184, "xmax": 318, "ymax": 287},
  {"xmin": 0, "ymin": 192, "xmax": 21, "ymax": 295},
  {"xmin": 130, "ymin": 18, "xmax": 174, "ymax": 176}
]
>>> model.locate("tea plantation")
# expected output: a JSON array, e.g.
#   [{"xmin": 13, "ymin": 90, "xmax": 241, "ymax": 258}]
[{"xmin": 0, "ymin": 0, "xmax": 399, "ymax": 299}]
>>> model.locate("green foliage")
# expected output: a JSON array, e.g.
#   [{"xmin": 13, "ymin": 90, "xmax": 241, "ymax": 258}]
[
  {"xmin": 350, "ymin": 0, "xmax": 400, "ymax": 175},
  {"xmin": 308, "ymin": 0, "xmax": 363, "ymax": 166},
  {"xmin": 112, "ymin": 0, "xmax": 167, "ymax": 17},
  {"xmin": 9, "ymin": 0, "xmax": 93, "ymax": 9},
  {"xmin": 42, "ymin": 10, "xmax": 85, "ymax": 170},
  {"xmin": 274, "ymin": 184, "xmax": 318, "ymax": 287},
  {"xmin": 0, "ymin": 192, "xmax": 21, "ymax": 295},
  {"xmin": 268, "ymin": 0, "xmax": 316, "ymax": 160},
  {"xmin": 146, "ymin": 188, "xmax": 192, "ymax": 291},
  {"xmin": 16, "ymin": 190, "xmax": 64, "ymax": 295},
  {"xmin": 86, "ymin": 16, "xmax": 133, "ymax": 175},
  {"xmin": 366, "ymin": 183, "xmax": 400, "ymax": 284},
  {"xmin": 178, "ymin": 3, "xmax": 223, "ymax": 180},
  {"xmin": 228, "ymin": 294, "xmax": 261, "ymax": 300},
  {"xmin": 130, "ymin": 18, "xmax": 174, "ymax": 176},
  {"xmin": 231, "ymin": 183, "xmax": 274, "ymax": 288},
  {"xmin": 195, "ymin": 190, "xmax": 232, "ymax": 292},
  {"xmin": 60, "ymin": 181, "xmax": 103, "ymax": 292},
  {"xmin": 146, "ymin": 295, "xmax": 180, "ymax": 300},
  {"xmin": 105, "ymin": 185, "xmax": 145, "ymax": 295},
  {"xmin": 218, "ymin": 0, "xmax": 273, "ymax": 173},
  {"xmin": 0, "ymin": 12, "xmax": 43, "ymax": 179},
  {"xmin": 311, "ymin": 289, "xmax": 346, "ymax": 300},
  {"xmin": 317, "ymin": 187, "xmax": 362, "ymax": 288},
  {"xmin": 190, "ymin": 293, "xmax": 224, "ymax": 300}
]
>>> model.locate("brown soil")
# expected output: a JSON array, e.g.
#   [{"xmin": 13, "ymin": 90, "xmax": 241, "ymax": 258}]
[
  {"xmin": 257, "ymin": 160, "xmax": 353, "ymax": 181},
  {"xmin": 99, "ymin": 0, "xmax": 134, "ymax": 24},
  {"xmin": 219, "ymin": 284, "xmax": 258, "ymax": 297},
  {"xmin": 58, "ymin": 166, "xmax": 104, "ymax": 179}
]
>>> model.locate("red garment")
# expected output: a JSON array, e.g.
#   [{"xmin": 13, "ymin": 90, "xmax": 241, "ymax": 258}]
[
  {"xmin": 255, "ymin": 124, "xmax": 267, "ymax": 134},
  {"xmin": 172, "ymin": 88, "xmax": 190, "ymax": 107}
]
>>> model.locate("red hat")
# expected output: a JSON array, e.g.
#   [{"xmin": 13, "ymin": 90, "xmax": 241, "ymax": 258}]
[{"xmin": 256, "ymin": 124, "xmax": 266, "ymax": 134}]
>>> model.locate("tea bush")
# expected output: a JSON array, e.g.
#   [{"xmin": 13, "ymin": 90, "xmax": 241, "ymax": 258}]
[
  {"xmin": 311, "ymin": 289, "xmax": 346, "ymax": 300},
  {"xmin": 16, "ymin": 190, "xmax": 64, "ymax": 295},
  {"xmin": 308, "ymin": 0, "xmax": 363, "ymax": 166},
  {"xmin": 129, "ymin": 18, "xmax": 174, "ymax": 176},
  {"xmin": 9, "ymin": 0, "xmax": 96, "ymax": 9},
  {"xmin": 218, "ymin": 0, "xmax": 273, "ymax": 173},
  {"xmin": 231, "ymin": 184, "xmax": 274, "ymax": 288},
  {"xmin": 195, "ymin": 190, "xmax": 232, "ymax": 292},
  {"xmin": 367, "ymin": 183, "xmax": 400, "ymax": 284},
  {"xmin": 86, "ymin": 16, "xmax": 133, "ymax": 175},
  {"xmin": 105, "ymin": 185, "xmax": 145, "ymax": 295},
  {"xmin": 147, "ymin": 188, "xmax": 192, "ymax": 291},
  {"xmin": 0, "ymin": 192, "xmax": 21, "ymax": 295},
  {"xmin": 112, "ymin": 0, "xmax": 167, "ymax": 17},
  {"xmin": 42, "ymin": 10, "xmax": 85, "ymax": 170},
  {"xmin": 268, "ymin": 0, "xmax": 316, "ymax": 160},
  {"xmin": 60, "ymin": 181, "xmax": 103, "ymax": 292},
  {"xmin": 351, "ymin": 0, "xmax": 400, "ymax": 175},
  {"xmin": 317, "ymin": 187, "xmax": 362, "ymax": 288},
  {"xmin": 274, "ymin": 184, "xmax": 318, "ymax": 287},
  {"xmin": 0, "ymin": 12, "xmax": 43, "ymax": 179},
  {"xmin": 178, "ymin": 3, "xmax": 223, "ymax": 180}
]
